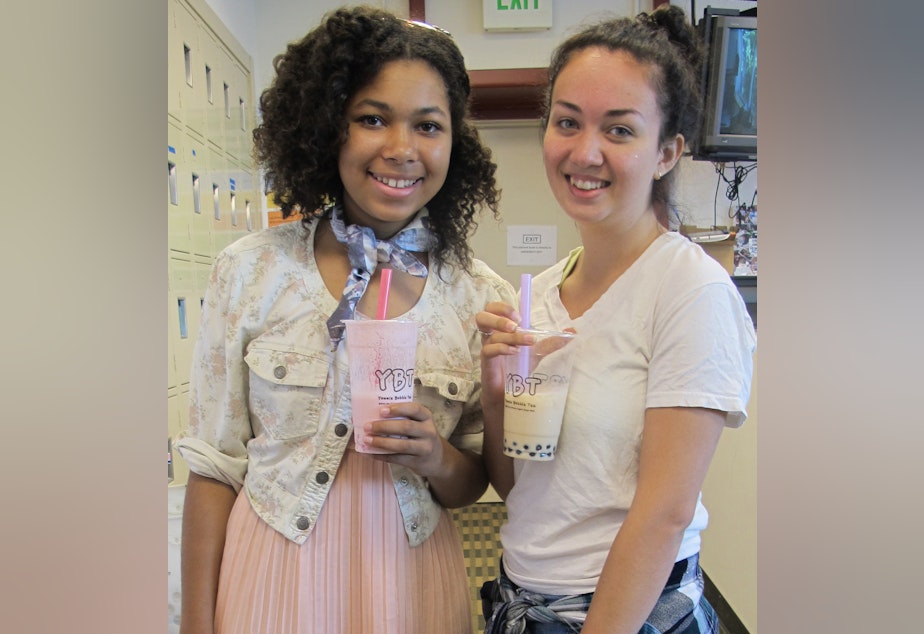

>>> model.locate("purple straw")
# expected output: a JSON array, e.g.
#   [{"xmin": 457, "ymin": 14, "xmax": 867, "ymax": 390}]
[
  {"xmin": 519, "ymin": 274, "xmax": 532, "ymax": 329},
  {"xmin": 518, "ymin": 274, "xmax": 531, "ymax": 377}
]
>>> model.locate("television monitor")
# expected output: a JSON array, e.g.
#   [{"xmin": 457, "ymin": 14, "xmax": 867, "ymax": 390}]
[{"xmin": 695, "ymin": 14, "xmax": 757, "ymax": 162}]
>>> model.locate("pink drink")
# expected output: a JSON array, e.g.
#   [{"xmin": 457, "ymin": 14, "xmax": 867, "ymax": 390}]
[{"xmin": 344, "ymin": 320, "xmax": 418, "ymax": 453}]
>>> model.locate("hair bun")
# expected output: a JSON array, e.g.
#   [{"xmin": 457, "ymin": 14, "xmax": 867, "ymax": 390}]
[{"xmin": 645, "ymin": 5, "xmax": 703, "ymax": 69}]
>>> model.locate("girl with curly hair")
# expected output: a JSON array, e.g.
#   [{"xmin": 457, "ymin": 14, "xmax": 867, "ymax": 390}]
[{"xmin": 176, "ymin": 6, "xmax": 514, "ymax": 633}]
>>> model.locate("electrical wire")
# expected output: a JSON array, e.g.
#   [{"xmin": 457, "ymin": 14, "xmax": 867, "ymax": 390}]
[{"xmin": 712, "ymin": 161, "xmax": 757, "ymax": 224}]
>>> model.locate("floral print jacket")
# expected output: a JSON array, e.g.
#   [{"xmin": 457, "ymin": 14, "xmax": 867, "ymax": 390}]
[{"xmin": 175, "ymin": 217, "xmax": 515, "ymax": 546}]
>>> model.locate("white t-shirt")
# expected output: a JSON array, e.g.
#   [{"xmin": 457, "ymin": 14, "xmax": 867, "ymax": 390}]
[{"xmin": 501, "ymin": 231, "xmax": 756, "ymax": 595}]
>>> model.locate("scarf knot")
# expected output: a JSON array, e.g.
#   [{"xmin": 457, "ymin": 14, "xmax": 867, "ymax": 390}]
[{"xmin": 324, "ymin": 205, "xmax": 433, "ymax": 348}]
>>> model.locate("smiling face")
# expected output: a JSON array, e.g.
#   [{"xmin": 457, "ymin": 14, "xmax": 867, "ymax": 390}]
[
  {"xmin": 543, "ymin": 47, "xmax": 682, "ymax": 232},
  {"xmin": 338, "ymin": 59, "xmax": 452, "ymax": 238}
]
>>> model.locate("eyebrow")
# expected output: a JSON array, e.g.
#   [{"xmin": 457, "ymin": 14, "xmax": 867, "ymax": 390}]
[
  {"xmin": 353, "ymin": 98, "xmax": 448, "ymax": 118},
  {"xmin": 553, "ymin": 99, "xmax": 641, "ymax": 119}
]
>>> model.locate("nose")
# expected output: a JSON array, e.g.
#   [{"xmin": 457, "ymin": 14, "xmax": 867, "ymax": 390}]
[
  {"xmin": 383, "ymin": 126, "xmax": 417, "ymax": 163},
  {"xmin": 570, "ymin": 131, "xmax": 603, "ymax": 167}
]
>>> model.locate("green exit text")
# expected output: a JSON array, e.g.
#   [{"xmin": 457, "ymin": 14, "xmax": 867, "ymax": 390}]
[{"xmin": 496, "ymin": 0, "xmax": 542, "ymax": 9}]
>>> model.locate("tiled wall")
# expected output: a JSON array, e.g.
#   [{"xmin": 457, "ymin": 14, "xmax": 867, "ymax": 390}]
[{"xmin": 450, "ymin": 503, "xmax": 507, "ymax": 633}]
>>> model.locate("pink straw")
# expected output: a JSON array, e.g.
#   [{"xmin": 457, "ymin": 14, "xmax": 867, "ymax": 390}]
[{"xmin": 376, "ymin": 268, "xmax": 393, "ymax": 320}]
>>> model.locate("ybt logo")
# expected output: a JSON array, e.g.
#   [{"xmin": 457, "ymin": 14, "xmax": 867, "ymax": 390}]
[
  {"xmin": 375, "ymin": 368, "xmax": 414, "ymax": 393},
  {"xmin": 506, "ymin": 372, "xmax": 543, "ymax": 397},
  {"xmin": 506, "ymin": 372, "xmax": 567, "ymax": 396}
]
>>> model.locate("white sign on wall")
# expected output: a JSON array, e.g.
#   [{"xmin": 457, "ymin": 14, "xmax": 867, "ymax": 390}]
[
  {"xmin": 507, "ymin": 225, "xmax": 558, "ymax": 266},
  {"xmin": 483, "ymin": 0, "xmax": 553, "ymax": 32}
]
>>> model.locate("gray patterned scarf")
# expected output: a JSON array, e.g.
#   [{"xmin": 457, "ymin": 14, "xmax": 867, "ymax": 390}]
[{"xmin": 324, "ymin": 205, "xmax": 434, "ymax": 348}]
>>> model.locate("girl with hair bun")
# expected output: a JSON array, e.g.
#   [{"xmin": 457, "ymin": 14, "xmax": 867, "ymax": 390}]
[{"xmin": 477, "ymin": 6, "xmax": 756, "ymax": 633}]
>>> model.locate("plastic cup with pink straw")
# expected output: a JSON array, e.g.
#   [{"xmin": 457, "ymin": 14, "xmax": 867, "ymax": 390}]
[{"xmin": 344, "ymin": 268, "xmax": 419, "ymax": 453}]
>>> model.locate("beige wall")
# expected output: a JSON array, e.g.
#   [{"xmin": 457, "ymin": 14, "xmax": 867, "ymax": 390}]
[
  {"xmin": 470, "ymin": 120, "xmax": 581, "ymax": 284},
  {"xmin": 702, "ymin": 353, "xmax": 758, "ymax": 632}
]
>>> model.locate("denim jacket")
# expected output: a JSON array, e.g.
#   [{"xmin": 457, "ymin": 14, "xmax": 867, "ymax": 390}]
[{"xmin": 176, "ymin": 218, "xmax": 515, "ymax": 546}]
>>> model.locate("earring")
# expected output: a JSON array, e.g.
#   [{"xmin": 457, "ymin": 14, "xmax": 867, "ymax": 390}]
[{"xmin": 654, "ymin": 169, "xmax": 662, "ymax": 181}]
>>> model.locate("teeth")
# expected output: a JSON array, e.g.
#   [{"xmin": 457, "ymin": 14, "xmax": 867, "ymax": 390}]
[
  {"xmin": 570, "ymin": 177, "xmax": 606, "ymax": 191},
  {"xmin": 374, "ymin": 175, "xmax": 418, "ymax": 189}
]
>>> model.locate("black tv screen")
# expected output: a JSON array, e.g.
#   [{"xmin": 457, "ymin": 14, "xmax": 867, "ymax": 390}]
[{"xmin": 697, "ymin": 15, "xmax": 757, "ymax": 161}]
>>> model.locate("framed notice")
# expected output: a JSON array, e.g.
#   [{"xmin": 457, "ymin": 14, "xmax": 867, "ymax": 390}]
[{"xmin": 507, "ymin": 225, "xmax": 557, "ymax": 266}]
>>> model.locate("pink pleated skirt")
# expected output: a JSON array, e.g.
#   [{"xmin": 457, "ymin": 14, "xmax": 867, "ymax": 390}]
[{"xmin": 214, "ymin": 447, "xmax": 472, "ymax": 634}]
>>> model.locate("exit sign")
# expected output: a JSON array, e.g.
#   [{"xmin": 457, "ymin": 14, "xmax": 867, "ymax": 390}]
[{"xmin": 483, "ymin": 0, "xmax": 553, "ymax": 32}]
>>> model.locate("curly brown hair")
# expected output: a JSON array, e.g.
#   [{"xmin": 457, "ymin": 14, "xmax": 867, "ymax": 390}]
[{"xmin": 253, "ymin": 5, "xmax": 500, "ymax": 271}]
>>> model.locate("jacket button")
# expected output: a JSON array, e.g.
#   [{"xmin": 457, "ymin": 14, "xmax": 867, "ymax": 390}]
[
  {"xmin": 316, "ymin": 471, "xmax": 330, "ymax": 485},
  {"xmin": 447, "ymin": 382, "xmax": 458, "ymax": 395},
  {"xmin": 410, "ymin": 522, "xmax": 419, "ymax": 531},
  {"xmin": 399, "ymin": 477, "xmax": 409, "ymax": 485},
  {"xmin": 296, "ymin": 516, "xmax": 310, "ymax": 530},
  {"xmin": 334, "ymin": 423, "xmax": 348, "ymax": 437},
  {"xmin": 273, "ymin": 365, "xmax": 287, "ymax": 379}
]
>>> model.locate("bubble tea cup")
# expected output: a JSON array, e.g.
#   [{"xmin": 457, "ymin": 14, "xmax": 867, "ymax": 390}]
[
  {"xmin": 345, "ymin": 319, "xmax": 418, "ymax": 453},
  {"xmin": 502, "ymin": 329, "xmax": 577, "ymax": 460}
]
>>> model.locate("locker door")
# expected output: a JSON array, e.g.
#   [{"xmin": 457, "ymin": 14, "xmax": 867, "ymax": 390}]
[
  {"xmin": 174, "ymin": 1, "xmax": 205, "ymax": 136},
  {"xmin": 169, "ymin": 256, "xmax": 195, "ymax": 386},
  {"xmin": 208, "ymin": 148, "xmax": 232, "ymax": 253},
  {"xmin": 225, "ymin": 54, "xmax": 250, "ymax": 162},
  {"xmin": 166, "ymin": 254, "xmax": 179, "ymax": 391},
  {"xmin": 187, "ymin": 134, "xmax": 212, "ymax": 258},
  {"xmin": 193, "ymin": 258, "xmax": 213, "ymax": 312},
  {"xmin": 167, "ymin": 0, "xmax": 183, "ymax": 122},
  {"xmin": 168, "ymin": 123, "xmax": 192, "ymax": 254},
  {"xmin": 231, "ymin": 160, "xmax": 262, "ymax": 237},
  {"xmin": 227, "ymin": 160, "xmax": 244, "ymax": 237},
  {"xmin": 201, "ymin": 29, "xmax": 226, "ymax": 151}
]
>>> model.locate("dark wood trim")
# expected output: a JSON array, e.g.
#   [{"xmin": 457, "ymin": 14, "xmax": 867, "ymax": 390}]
[
  {"xmin": 703, "ymin": 570, "xmax": 751, "ymax": 634},
  {"xmin": 468, "ymin": 68, "xmax": 548, "ymax": 120},
  {"xmin": 408, "ymin": 0, "xmax": 426, "ymax": 22}
]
